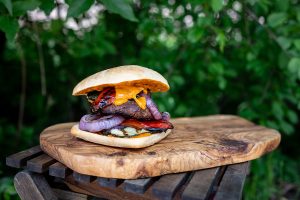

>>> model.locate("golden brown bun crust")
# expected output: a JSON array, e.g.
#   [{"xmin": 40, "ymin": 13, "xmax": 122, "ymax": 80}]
[
  {"xmin": 70, "ymin": 124, "xmax": 172, "ymax": 148},
  {"xmin": 72, "ymin": 65, "xmax": 170, "ymax": 95}
]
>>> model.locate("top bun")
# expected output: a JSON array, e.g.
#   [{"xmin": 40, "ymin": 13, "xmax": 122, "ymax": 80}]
[{"xmin": 72, "ymin": 65, "xmax": 170, "ymax": 95}]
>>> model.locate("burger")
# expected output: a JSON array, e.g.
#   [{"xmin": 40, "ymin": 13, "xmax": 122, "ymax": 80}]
[{"xmin": 71, "ymin": 65, "xmax": 174, "ymax": 148}]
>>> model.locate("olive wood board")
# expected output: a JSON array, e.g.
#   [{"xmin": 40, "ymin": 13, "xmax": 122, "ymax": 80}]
[{"xmin": 40, "ymin": 115, "xmax": 280, "ymax": 179}]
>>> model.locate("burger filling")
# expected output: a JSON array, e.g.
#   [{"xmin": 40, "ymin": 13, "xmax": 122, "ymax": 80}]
[{"xmin": 78, "ymin": 86, "xmax": 173, "ymax": 138}]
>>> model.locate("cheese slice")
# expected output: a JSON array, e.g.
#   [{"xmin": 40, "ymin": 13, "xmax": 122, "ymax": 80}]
[
  {"xmin": 113, "ymin": 86, "xmax": 147, "ymax": 109},
  {"xmin": 132, "ymin": 133, "xmax": 151, "ymax": 138}
]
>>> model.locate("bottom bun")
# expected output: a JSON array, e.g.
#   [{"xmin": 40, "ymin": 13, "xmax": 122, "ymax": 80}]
[{"xmin": 70, "ymin": 124, "xmax": 172, "ymax": 148}]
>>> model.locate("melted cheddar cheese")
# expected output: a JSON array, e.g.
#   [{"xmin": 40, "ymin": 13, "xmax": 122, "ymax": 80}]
[
  {"xmin": 132, "ymin": 133, "xmax": 151, "ymax": 138},
  {"xmin": 113, "ymin": 86, "xmax": 147, "ymax": 109}
]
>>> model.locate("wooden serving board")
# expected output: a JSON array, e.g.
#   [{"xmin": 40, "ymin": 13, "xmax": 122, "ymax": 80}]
[{"xmin": 40, "ymin": 115, "xmax": 280, "ymax": 179}]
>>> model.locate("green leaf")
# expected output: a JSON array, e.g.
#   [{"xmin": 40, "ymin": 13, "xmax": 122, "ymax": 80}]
[
  {"xmin": 265, "ymin": 120, "xmax": 279, "ymax": 130},
  {"xmin": 287, "ymin": 110, "xmax": 298, "ymax": 124},
  {"xmin": 1, "ymin": 0, "xmax": 13, "ymax": 15},
  {"xmin": 211, "ymin": 0, "xmax": 223, "ymax": 13},
  {"xmin": 101, "ymin": 0, "xmax": 138, "ymax": 22},
  {"xmin": 275, "ymin": 0, "xmax": 288, "ymax": 12},
  {"xmin": 216, "ymin": 31, "xmax": 226, "ymax": 52},
  {"xmin": 293, "ymin": 39, "xmax": 300, "ymax": 50},
  {"xmin": 279, "ymin": 120, "xmax": 294, "ymax": 135},
  {"xmin": 0, "ymin": 16, "xmax": 18, "ymax": 43},
  {"xmin": 13, "ymin": 0, "xmax": 40, "ymax": 16},
  {"xmin": 288, "ymin": 57, "xmax": 300, "ymax": 79},
  {"xmin": 218, "ymin": 77, "xmax": 226, "ymax": 89},
  {"xmin": 278, "ymin": 51, "xmax": 288, "ymax": 69},
  {"xmin": 209, "ymin": 62, "xmax": 224, "ymax": 75},
  {"xmin": 297, "ymin": 9, "xmax": 300, "ymax": 22},
  {"xmin": 272, "ymin": 101, "xmax": 284, "ymax": 120},
  {"xmin": 39, "ymin": 0, "xmax": 55, "ymax": 15},
  {"xmin": 187, "ymin": 28, "xmax": 203, "ymax": 43},
  {"xmin": 66, "ymin": 0, "xmax": 94, "ymax": 18},
  {"xmin": 276, "ymin": 37, "xmax": 291, "ymax": 50},
  {"xmin": 267, "ymin": 12, "xmax": 287, "ymax": 28}
]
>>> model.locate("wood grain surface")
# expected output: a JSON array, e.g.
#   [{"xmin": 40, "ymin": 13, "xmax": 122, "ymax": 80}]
[{"xmin": 40, "ymin": 115, "xmax": 280, "ymax": 179}]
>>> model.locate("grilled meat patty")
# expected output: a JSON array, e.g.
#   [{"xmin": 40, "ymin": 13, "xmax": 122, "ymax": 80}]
[{"xmin": 101, "ymin": 100, "xmax": 154, "ymax": 120}]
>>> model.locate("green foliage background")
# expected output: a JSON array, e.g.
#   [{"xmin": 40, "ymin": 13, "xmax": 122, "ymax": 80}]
[{"xmin": 0, "ymin": 0, "xmax": 300, "ymax": 199}]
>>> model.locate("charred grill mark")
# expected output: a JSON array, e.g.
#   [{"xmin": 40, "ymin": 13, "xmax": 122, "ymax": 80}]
[
  {"xmin": 89, "ymin": 88, "xmax": 115, "ymax": 113},
  {"xmin": 87, "ymin": 91, "xmax": 100, "ymax": 101}
]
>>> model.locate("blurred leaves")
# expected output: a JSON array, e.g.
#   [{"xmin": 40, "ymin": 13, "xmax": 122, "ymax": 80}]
[
  {"xmin": 294, "ymin": 39, "xmax": 300, "ymax": 50},
  {"xmin": 267, "ymin": 12, "xmax": 287, "ymax": 27},
  {"xmin": 39, "ymin": 0, "xmax": 54, "ymax": 15},
  {"xmin": 245, "ymin": 151, "xmax": 300, "ymax": 200},
  {"xmin": 13, "ymin": 0, "xmax": 40, "ymax": 16},
  {"xmin": 1, "ymin": 0, "xmax": 12, "ymax": 15},
  {"xmin": 66, "ymin": 0, "xmax": 94, "ymax": 18},
  {"xmin": 211, "ymin": 0, "xmax": 224, "ymax": 13},
  {"xmin": 277, "ymin": 37, "xmax": 291, "ymax": 50},
  {"xmin": 0, "ymin": 177, "xmax": 17, "ymax": 200},
  {"xmin": 101, "ymin": 0, "xmax": 138, "ymax": 22},
  {"xmin": 288, "ymin": 58, "xmax": 300, "ymax": 79},
  {"xmin": 216, "ymin": 31, "xmax": 226, "ymax": 52},
  {"xmin": 0, "ymin": 16, "xmax": 18, "ymax": 43}
]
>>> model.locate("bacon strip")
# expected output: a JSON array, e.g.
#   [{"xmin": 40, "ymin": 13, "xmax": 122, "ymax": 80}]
[{"xmin": 121, "ymin": 119, "xmax": 174, "ymax": 130}]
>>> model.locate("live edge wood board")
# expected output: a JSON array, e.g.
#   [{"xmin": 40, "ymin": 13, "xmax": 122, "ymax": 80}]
[{"xmin": 40, "ymin": 115, "xmax": 280, "ymax": 179}]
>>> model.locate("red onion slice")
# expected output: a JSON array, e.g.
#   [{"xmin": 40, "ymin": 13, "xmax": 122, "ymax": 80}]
[
  {"xmin": 79, "ymin": 114, "xmax": 125, "ymax": 132},
  {"xmin": 162, "ymin": 112, "xmax": 170, "ymax": 121},
  {"xmin": 141, "ymin": 93, "xmax": 162, "ymax": 120}
]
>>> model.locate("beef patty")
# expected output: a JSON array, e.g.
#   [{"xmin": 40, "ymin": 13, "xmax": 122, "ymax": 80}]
[{"xmin": 101, "ymin": 100, "xmax": 154, "ymax": 120}]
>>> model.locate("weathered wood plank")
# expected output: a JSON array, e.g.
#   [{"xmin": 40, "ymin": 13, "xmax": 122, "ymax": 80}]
[
  {"xmin": 96, "ymin": 177, "xmax": 122, "ymax": 188},
  {"xmin": 65, "ymin": 175, "xmax": 155, "ymax": 200},
  {"xmin": 14, "ymin": 170, "xmax": 57, "ymax": 200},
  {"xmin": 123, "ymin": 178, "xmax": 155, "ymax": 194},
  {"xmin": 49, "ymin": 162, "xmax": 71, "ymax": 178},
  {"xmin": 152, "ymin": 173, "xmax": 190, "ymax": 200},
  {"xmin": 73, "ymin": 172, "xmax": 95, "ymax": 183},
  {"xmin": 214, "ymin": 162, "xmax": 249, "ymax": 200},
  {"xmin": 52, "ymin": 188, "xmax": 88, "ymax": 200},
  {"xmin": 182, "ymin": 167, "xmax": 221, "ymax": 200},
  {"xmin": 27, "ymin": 154, "xmax": 56, "ymax": 173},
  {"xmin": 224, "ymin": 162, "xmax": 250, "ymax": 175},
  {"xmin": 6, "ymin": 146, "xmax": 43, "ymax": 168}
]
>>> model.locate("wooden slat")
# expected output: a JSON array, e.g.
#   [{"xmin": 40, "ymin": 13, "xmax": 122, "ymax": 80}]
[
  {"xmin": 73, "ymin": 172, "xmax": 95, "ymax": 183},
  {"xmin": 152, "ymin": 173, "xmax": 190, "ymax": 200},
  {"xmin": 6, "ymin": 146, "xmax": 43, "ymax": 168},
  {"xmin": 182, "ymin": 167, "xmax": 221, "ymax": 200},
  {"xmin": 52, "ymin": 188, "xmax": 88, "ymax": 200},
  {"xmin": 124, "ymin": 178, "xmax": 155, "ymax": 194},
  {"xmin": 246, "ymin": 162, "xmax": 251, "ymax": 175},
  {"xmin": 14, "ymin": 170, "xmax": 57, "ymax": 200},
  {"xmin": 214, "ymin": 162, "xmax": 249, "ymax": 200},
  {"xmin": 26, "ymin": 154, "xmax": 56, "ymax": 173},
  {"xmin": 49, "ymin": 162, "xmax": 71, "ymax": 178},
  {"xmin": 224, "ymin": 162, "xmax": 249, "ymax": 175},
  {"xmin": 96, "ymin": 177, "xmax": 122, "ymax": 188}
]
